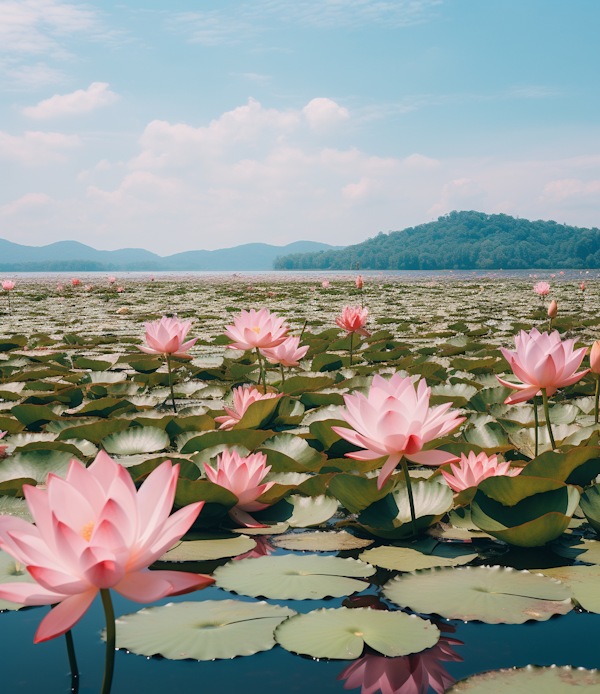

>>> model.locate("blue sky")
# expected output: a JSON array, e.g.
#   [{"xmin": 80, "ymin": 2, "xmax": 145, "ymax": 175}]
[{"xmin": 1, "ymin": 0, "xmax": 599, "ymax": 254}]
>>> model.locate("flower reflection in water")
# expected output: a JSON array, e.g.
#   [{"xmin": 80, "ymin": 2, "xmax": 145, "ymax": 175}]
[
  {"xmin": 232, "ymin": 536, "xmax": 276, "ymax": 561},
  {"xmin": 337, "ymin": 623, "xmax": 464, "ymax": 694}
]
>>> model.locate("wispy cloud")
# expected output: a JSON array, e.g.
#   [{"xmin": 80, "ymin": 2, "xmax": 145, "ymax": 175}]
[
  {"xmin": 0, "ymin": 129, "xmax": 81, "ymax": 164},
  {"xmin": 0, "ymin": 60, "xmax": 69, "ymax": 89},
  {"xmin": 22, "ymin": 82, "xmax": 119, "ymax": 118},
  {"xmin": 231, "ymin": 72, "xmax": 272, "ymax": 85}
]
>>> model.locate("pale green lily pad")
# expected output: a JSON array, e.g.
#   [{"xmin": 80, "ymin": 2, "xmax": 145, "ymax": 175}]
[
  {"xmin": 286, "ymin": 494, "xmax": 339, "ymax": 527},
  {"xmin": 159, "ymin": 535, "xmax": 256, "ymax": 561},
  {"xmin": 0, "ymin": 549, "xmax": 37, "ymax": 610},
  {"xmin": 551, "ymin": 538, "xmax": 600, "ymax": 565},
  {"xmin": 109, "ymin": 600, "xmax": 295, "ymax": 660},
  {"xmin": 213, "ymin": 554, "xmax": 375, "ymax": 600},
  {"xmin": 447, "ymin": 665, "xmax": 600, "ymax": 693},
  {"xmin": 0, "ymin": 450, "xmax": 83, "ymax": 484},
  {"xmin": 539, "ymin": 565, "xmax": 600, "ymax": 613},
  {"xmin": 0, "ymin": 497, "xmax": 33, "ymax": 523},
  {"xmin": 274, "ymin": 606, "xmax": 439, "ymax": 659},
  {"xmin": 6, "ymin": 432, "xmax": 57, "ymax": 447},
  {"xmin": 102, "ymin": 426, "xmax": 170, "ymax": 455},
  {"xmin": 272, "ymin": 531, "xmax": 373, "ymax": 552},
  {"xmin": 392, "ymin": 480, "xmax": 453, "ymax": 524},
  {"xmin": 383, "ymin": 566, "xmax": 573, "ymax": 623},
  {"xmin": 232, "ymin": 522, "xmax": 289, "ymax": 535},
  {"xmin": 89, "ymin": 371, "xmax": 127, "ymax": 384},
  {"xmin": 359, "ymin": 544, "xmax": 478, "ymax": 572}
]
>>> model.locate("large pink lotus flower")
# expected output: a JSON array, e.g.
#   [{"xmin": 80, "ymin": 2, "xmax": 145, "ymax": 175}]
[
  {"xmin": 332, "ymin": 374, "xmax": 465, "ymax": 489},
  {"xmin": 204, "ymin": 450, "xmax": 274, "ymax": 527},
  {"xmin": 336, "ymin": 306, "xmax": 371, "ymax": 337},
  {"xmin": 215, "ymin": 385, "xmax": 281, "ymax": 430},
  {"xmin": 441, "ymin": 451, "xmax": 521, "ymax": 493},
  {"xmin": 2, "ymin": 280, "xmax": 15, "ymax": 291},
  {"xmin": 261, "ymin": 336, "xmax": 309, "ymax": 367},
  {"xmin": 533, "ymin": 281, "xmax": 550, "ymax": 296},
  {"xmin": 497, "ymin": 328, "xmax": 589, "ymax": 404},
  {"xmin": 224, "ymin": 308, "xmax": 289, "ymax": 351},
  {"xmin": 337, "ymin": 633, "xmax": 464, "ymax": 694},
  {"xmin": 0, "ymin": 451, "xmax": 213, "ymax": 643},
  {"xmin": 138, "ymin": 316, "xmax": 197, "ymax": 356}
]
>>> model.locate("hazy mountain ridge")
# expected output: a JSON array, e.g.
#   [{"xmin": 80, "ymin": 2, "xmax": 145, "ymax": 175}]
[
  {"xmin": 273, "ymin": 211, "xmax": 600, "ymax": 270},
  {"xmin": 0, "ymin": 239, "xmax": 342, "ymax": 272}
]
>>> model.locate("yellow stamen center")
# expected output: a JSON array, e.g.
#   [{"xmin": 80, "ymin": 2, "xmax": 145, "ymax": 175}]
[
  {"xmin": 80, "ymin": 521, "xmax": 95, "ymax": 542},
  {"xmin": 251, "ymin": 326, "xmax": 261, "ymax": 334}
]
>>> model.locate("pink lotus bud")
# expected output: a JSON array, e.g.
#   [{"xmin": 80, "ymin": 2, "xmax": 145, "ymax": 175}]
[
  {"xmin": 322, "ymin": 280, "xmax": 330, "ymax": 289},
  {"xmin": 117, "ymin": 286, "xmax": 124, "ymax": 292},
  {"xmin": 109, "ymin": 277, "xmax": 116, "ymax": 283},
  {"xmin": 56, "ymin": 285, "xmax": 63, "ymax": 291},
  {"xmin": 581, "ymin": 281, "xmax": 586, "ymax": 291},
  {"xmin": 71, "ymin": 278, "xmax": 80, "ymax": 286},
  {"xmin": 355, "ymin": 275, "xmax": 364, "ymax": 289},
  {"xmin": 591, "ymin": 341, "xmax": 600, "ymax": 374},
  {"xmin": 547, "ymin": 299, "xmax": 557, "ymax": 318},
  {"xmin": 560, "ymin": 271, "xmax": 564, "ymax": 275}
]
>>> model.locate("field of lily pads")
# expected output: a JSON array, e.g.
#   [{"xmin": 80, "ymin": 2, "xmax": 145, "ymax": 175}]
[{"xmin": 1, "ymin": 272, "xmax": 600, "ymax": 693}]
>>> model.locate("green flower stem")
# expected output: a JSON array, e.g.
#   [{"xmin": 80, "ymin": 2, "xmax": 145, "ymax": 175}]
[
  {"xmin": 166, "ymin": 353, "xmax": 177, "ymax": 414},
  {"xmin": 280, "ymin": 362, "xmax": 285, "ymax": 383},
  {"xmin": 349, "ymin": 331, "xmax": 354, "ymax": 366},
  {"xmin": 595, "ymin": 378, "xmax": 599, "ymax": 425},
  {"xmin": 548, "ymin": 316, "xmax": 553, "ymax": 332},
  {"xmin": 299, "ymin": 319, "xmax": 308, "ymax": 341},
  {"xmin": 256, "ymin": 349, "xmax": 266, "ymax": 392},
  {"xmin": 541, "ymin": 388, "xmax": 556, "ymax": 450},
  {"xmin": 100, "ymin": 589, "xmax": 116, "ymax": 694},
  {"xmin": 7, "ymin": 292, "xmax": 10, "ymax": 315},
  {"xmin": 533, "ymin": 394, "xmax": 539, "ymax": 457},
  {"xmin": 65, "ymin": 629, "xmax": 79, "ymax": 690},
  {"xmin": 399, "ymin": 456, "xmax": 418, "ymax": 538}
]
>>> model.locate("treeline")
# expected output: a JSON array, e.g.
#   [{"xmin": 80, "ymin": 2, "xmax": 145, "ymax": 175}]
[{"xmin": 273, "ymin": 211, "xmax": 600, "ymax": 270}]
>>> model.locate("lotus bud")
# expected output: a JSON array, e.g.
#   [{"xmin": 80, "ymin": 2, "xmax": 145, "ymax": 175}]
[
  {"xmin": 355, "ymin": 275, "xmax": 364, "ymax": 290},
  {"xmin": 581, "ymin": 281, "xmax": 586, "ymax": 291},
  {"xmin": 590, "ymin": 341, "xmax": 600, "ymax": 374},
  {"xmin": 547, "ymin": 300, "xmax": 557, "ymax": 318}
]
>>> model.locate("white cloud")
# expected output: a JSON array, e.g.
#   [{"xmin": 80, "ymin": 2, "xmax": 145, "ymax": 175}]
[
  {"xmin": 1, "ymin": 191, "xmax": 51, "ymax": 215},
  {"xmin": 428, "ymin": 178, "xmax": 487, "ymax": 216},
  {"xmin": 0, "ymin": 129, "xmax": 80, "ymax": 164},
  {"xmin": 1, "ymin": 60, "xmax": 68, "ymax": 89},
  {"xmin": 22, "ymin": 82, "xmax": 119, "ymax": 118},
  {"xmin": 539, "ymin": 179, "xmax": 600, "ymax": 203},
  {"xmin": 302, "ymin": 97, "xmax": 350, "ymax": 131}
]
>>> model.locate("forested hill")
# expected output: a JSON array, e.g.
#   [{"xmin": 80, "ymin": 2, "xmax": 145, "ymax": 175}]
[{"xmin": 273, "ymin": 211, "xmax": 600, "ymax": 270}]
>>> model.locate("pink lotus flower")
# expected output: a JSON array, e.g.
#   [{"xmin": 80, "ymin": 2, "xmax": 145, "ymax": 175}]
[
  {"xmin": 224, "ymin": 308, "xmax": 288, "ymax": 351},
  {"xmin": 261, "ymin": 336, "xmax": 309, "ymax": 367},
  {"xmin": 332, "ymin": 375, "xmax": 465, "ymax": 489},
  {"xmin": 150, "ymin": 276, "xmax": 154, "ymax": 281},
  {"xmin": 85, "ymin": 285, "xmax": 92, "ymax": 291},
  {"xmin": 533, "ymin": 281, "xmax": 550, "ymax": 295},
  {"xmin": 581, "ymin": 281, "xmax": 586, "ymax": 291},
  {"xmin": 322, "ymin": 280, "xmax": 330, "ymax": 289},
  {"xmin": 215, "ymin": 385, "xmax": 281, "ymax": 430},
  {"xmin": 496, "ymin": 328, "xmax": 589, "ymax": 404},
  {"xmin": 56, "ymin": 285, "xmax": 63, "ymax": 292},
  {"xmin": 0, "ymin": 431, "xmax": 7, "ymax": 459},
  {"xmin": 441, "ymin": 451, "xmax": 521, "ymax": 493},
  {"xmin": 310, "ymin": 286, "xmax": 316, "ymax": 291},
  {"xmin": 2, "ymin": 280, "xmax": 15, "ymax": 291},
  {"xmin": 355, "ymin": 276, "xmax": 364, "ymax": 289},
  {"xmin": 109, "ymin": 277, "xmax": 116, "ymax": 283},
  {"xmin": 591, "ymin": 341, "xmax": 600, "ymax": 374},
  {"xmin": 551, "ymin": 274, "xmax": 556, "ymax": 278},
  {"xmin": 139, "ymin": 316, "xmax": 197, "ymax": 356},
  {"xmin": 337, "ymin": 632, "xmax": 463, "ymax": 694},
  {"xmin": 560, "ymin": 271, "xmax": 564, "ymax": 275},
  {"xmin": 71, "ymin": 278, "xmax": 80, "ymax": 286},
  {"xmin": 336, "ymin": 306, "xmax": 371, "ymax": 337},
  {"xmin": 117, "ymin": 286, "xmax": 124, "ymax": 292},
  {"xmin": 204, "ymin": 450, "xmax": 274, "ymax": 526},
  {"xmin": 0, "ymin": 452, "xmax": 213, "ymax": 643}
]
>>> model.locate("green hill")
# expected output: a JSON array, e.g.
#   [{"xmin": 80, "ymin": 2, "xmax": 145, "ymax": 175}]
[{"xmin": 274, "ymin": 211, "xmax": 600, "ymax": 270}]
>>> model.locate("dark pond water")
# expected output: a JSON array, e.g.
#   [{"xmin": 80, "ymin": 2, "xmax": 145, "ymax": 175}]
[{"xmin": 2, "ymin": 547, "xmax": 600, "ymax": 694}]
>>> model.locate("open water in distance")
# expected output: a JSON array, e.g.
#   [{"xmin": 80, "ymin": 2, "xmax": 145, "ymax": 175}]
[{"xmin": 1, "ymin": 547, "xmax": 599, "ymax": 694}]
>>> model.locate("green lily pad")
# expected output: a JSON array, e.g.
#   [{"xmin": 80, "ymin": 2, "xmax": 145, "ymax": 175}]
[
  {"xmin": 447, "ymin": 665, "xmax": 600, "ymax": 693},
  {"xmin": 539, "ymin": 565, "xmax": 600, "ymax": 613},
  {"xmin": 286, "ymin": 494, "xmax": 339, "ymax": 527},
  {"xmin": 180, "ymin": 429, "xmax": 271, "ymax": 455},
  {"xmin": 358, "ymin": 543, "xmax": 478, "ymax": 571},
  {"xmin": 0, "ymin": 449, "xmax": 83, "ymax": 484},
  {"xmin": 0, "ymin": 549, "xmax": 37, "ymax": 610},
  {"xmin": 383, "ymin": 566, "xmax": 573, "ymax": 623},
  {"xmin": 274, "ymin": 606, "xmax": 439, "ymax": 659},
  {"xmin": 109, "ymin": 600, "xmax": 296, "ymax": 660},
  {"xmin": 579, "ymin": 483, "xmax": 600, "ymax": 533},
  {"xmin": 102, "ymin": 426, "xmax": 170, "ymax": 455},
  {"xmin": 327, "ymin": 473, "xmax": 394, "ymax": 514},
  {"xmin": 159, "ymin": 535, "xmax": 256, "ymax": 561},
  {"xmin": 0, "ymin": 496, "xmax": 34, "ymax": 523},
  {"xmin": 232, "ymin": 522, "xmax": 290, "ymax": 535},
  {"xmin": 550, "ymin": 538, "xmax": 600, "ymax": 564},
  {"xmin": 272, "ymin": 531, "xmax": 373, "ymax": 552},
  {"xmin": 213, "ymin": 554, "xmax": 375, "ymax": 600},
  {"xmin": 257, "ymin": 433, "xmax": 327, "ymax": 473}
]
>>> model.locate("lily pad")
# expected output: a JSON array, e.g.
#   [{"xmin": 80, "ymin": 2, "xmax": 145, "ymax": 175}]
[
  {"xmin": 272, "ymin": 531, "xmax": 373, "ymax": 552},
  {"xmin": 447, "ymin": 665, "xmax": 600, "ymax": 693},
  {"xmin": 358, "ymin": 544, "xmax": 478, "ymax": 572},
  {"xmin": 159, "ymin": 535, "xmax": 256, "ymax": 561},
  {"xmin": 539, "ymin": 565, "xmax": 600, "ymax": 613},
  {"xmin": 286, "ymin": 494, "xmax": 339, "ymax": 527},
  {"xmin": 0, "ymin": 549, "xmax": 37, "ymax": 610},
  {"xmin": 0, "ymin": 449, "xmax": 83, "ymax": 484},
  {"xmin": 102, "ymin": 426, "xmax": 170, "ymax": 455},
  {"xmin": 213, "ymin": 554, "xmax": 375, "ymax": 600},
  {"xmin": 383, "ymin": 565, "xmax": 573, "ymax": 623},
  {"xmin": 274, "ymin": 606, "xmax": 439, "ymax": 659},
  {"xmin": 109, "ymin": 600, "xmax": 295, "ymax": 660},
  {"xmin": 0, "ymin": 496, "xmax": 33, "ymax": 523}
]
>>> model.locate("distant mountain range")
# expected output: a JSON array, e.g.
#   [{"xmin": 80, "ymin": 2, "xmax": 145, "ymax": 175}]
[
  {"xmin": 0, "ymin": 239, "xmax": 343, "ymax": 272},
  {"xmin": 274, "ymin": 211, "xmax": 600, "ymax": 270}
]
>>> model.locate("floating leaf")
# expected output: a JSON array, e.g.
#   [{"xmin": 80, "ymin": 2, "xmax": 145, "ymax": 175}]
[
  {"xmin": 359, "ymin": 544, "xmax": 477, "ymax": 572},
  {"xmin": 159, "ymin": 535, "xmax": 256, "ymax": 561},
  {"xmin": 447, "ymin": 665, "xmax": 600, "ymax": 693},
  {"xmin": 213, "ymin": 554, "xmax": 375, "ymax": 600},
  {"xmin": 539, "ymin": 565, "xmax": 600, "ymax": 613},
  {"xmin": 272, "ymin": 531, "xmax": 373, "ymax": 552},
  {"xmin": 257, "ymin": 432, "xmax": 327, "ymax": 472},
  {"xmin": 0, "ymin": 449, "xmax": 83, "ymax": 484},
  {"xmin": 102, "ymin": 426, "xmax": 170, "ymax": 455},
  {"xmin": 109, "ymin": 600, "xmax": 295, "ymax": 660},
  {"xmin": 274, "ymin": 606, "xmax": 439, "ymax": 659},
  {"xmin": 383, "ymin": 566, "xmax": 572, "ymax": 623},
  {"xmin": 286, "ymin": 494, "xmax": 339, "ymax": 527},
  {"xmin": 0, "ymin": 549, "xmax": 37, "ymax": 610}
]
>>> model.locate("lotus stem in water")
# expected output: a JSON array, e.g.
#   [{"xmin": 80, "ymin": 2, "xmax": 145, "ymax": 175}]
[
  {"xmin": 400, "ymin": 456, "xmax": 418, "ymax": 538},
  {"xmin": 533, "ymin": 394, "xmax": 539, "ymax": 457},
  {"xmin": 541, "ymin": 388, "xmax": 556, "ymax": 450},
  {"xmin": 595, "ymin": 378, "xmax": 599, "ymax": 425},
  {"xmin": 100, "ymin": 589, "xmax": 116, "ymax": 694},
  {"xmin": 166, "ymin": 353, "xmax": 177, "ymax": 414}
]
